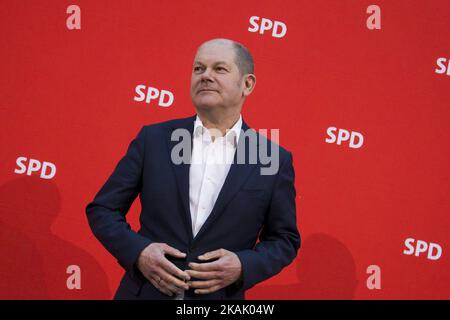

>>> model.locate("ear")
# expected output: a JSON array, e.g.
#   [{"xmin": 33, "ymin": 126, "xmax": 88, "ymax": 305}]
[{"xmin": 242, "ymin": 74, "xmax": 256, "ymax": 97}]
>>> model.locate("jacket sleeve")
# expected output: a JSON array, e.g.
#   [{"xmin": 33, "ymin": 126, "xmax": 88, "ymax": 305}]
[
  {"xmin": 85, "ymin": 126, "xmax": 152, "ymax": 279},
  {"xmin": 233, "ymin": 151, "xmax": 301, "ymax": 292}
]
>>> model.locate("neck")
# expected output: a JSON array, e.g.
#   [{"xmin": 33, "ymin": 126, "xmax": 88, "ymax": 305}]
[{"xmin": 196, "ymin": 109, "xmax": 241, "ymax": 137}]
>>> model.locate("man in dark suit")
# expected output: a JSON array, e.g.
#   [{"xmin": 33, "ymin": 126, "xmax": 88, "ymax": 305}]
[{"xmin": 86, "ymin": 38, "xmax": 300, "ymax": 300}]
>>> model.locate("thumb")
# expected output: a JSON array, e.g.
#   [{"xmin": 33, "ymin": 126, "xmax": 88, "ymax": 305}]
[
  {"xmin": 162, "ymin": 244, "xmax": 186, "ymax": 258},
  {"xmin": 199, "ymin": 249, "xmax": 225, "ymax": 261}
]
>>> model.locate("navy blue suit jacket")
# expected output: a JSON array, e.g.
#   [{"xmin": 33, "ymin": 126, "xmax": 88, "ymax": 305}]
[{"xmin": 86, "ymin": 115, "xmax": 300, "ymax": 300}]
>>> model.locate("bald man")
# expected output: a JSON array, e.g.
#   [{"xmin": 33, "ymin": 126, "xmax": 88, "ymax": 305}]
[{"xmin": 86, "ymin": 38, "xmax": 301, "ymax": 300}]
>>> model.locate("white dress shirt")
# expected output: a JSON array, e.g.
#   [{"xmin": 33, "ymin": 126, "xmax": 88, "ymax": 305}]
[
  {"xmin": 189, "ymin": 114, "xmax": 242, "ymax": 238},
  {"xmin": 173, "ymin": 114, "xmax": 242, "ymax": 300}
]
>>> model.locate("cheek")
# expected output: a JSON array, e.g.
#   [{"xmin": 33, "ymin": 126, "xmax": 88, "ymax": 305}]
[
  {"xmin": 190, "ymin": 76, "xmax": 196, "ymax": 87},
  {"xmin": 190, "ymin": 80, "xmax": 199, "ymax": 94},
  {"xmin": 223, "ymin": 84, "xmax": 242, "ymax": 99}
]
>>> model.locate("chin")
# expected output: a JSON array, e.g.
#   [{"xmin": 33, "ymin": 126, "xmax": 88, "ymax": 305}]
[{"xmin": 192, "ymin": 98, "xmax": 220, "ymax": 110}]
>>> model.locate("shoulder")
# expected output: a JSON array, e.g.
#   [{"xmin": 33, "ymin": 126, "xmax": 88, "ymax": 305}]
[
  {"xmin": 242, "ymin": 127, "xmax": 292, "ymax": 164},
  {"xmin": 241, "ymin": 117, "xmax": 292, "ymax": 163}
]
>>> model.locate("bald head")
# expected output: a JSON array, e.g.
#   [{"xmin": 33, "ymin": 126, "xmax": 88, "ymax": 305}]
[{"xmin": 197, "ymin": 38, "xmax": 254, "ymax": 76}]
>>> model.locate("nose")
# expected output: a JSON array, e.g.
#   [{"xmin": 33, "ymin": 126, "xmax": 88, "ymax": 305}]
[{"xmin": 200, "ymin": 67, "xmax": 213, "ymax": 82}]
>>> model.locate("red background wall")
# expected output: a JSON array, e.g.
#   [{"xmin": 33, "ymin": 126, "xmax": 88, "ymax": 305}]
[{"xmin": 0, "ymin": 0, "xmax": 449, "ymax": 299}]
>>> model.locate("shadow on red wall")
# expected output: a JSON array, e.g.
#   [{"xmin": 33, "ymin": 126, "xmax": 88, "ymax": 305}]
[
  {"xmin": 0, "ymin": 176, "xmax": 110, "ymax": 299},
  {"xmin": 247, "ymin": 233, "xmax": 358, "ymax": 299}
]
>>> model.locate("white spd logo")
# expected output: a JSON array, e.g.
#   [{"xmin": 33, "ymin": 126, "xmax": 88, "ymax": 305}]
[
  {"xmin": 14, "ymin": 157, "xmax": 56, "ymax": 179},
  {"xmin": 325, "ymin": 127, "xmax": 364, "ymax": 149},
  {"xmin": 134, "ymin": 84, "xmax": 174, "ymax": 107},
  {"xmin": 248, "ymin": 16, "xmax": 287, "ymax": 38},
  {"xmin": 403, "ymin": 238, "xmax": 442, "ymax": 261}
]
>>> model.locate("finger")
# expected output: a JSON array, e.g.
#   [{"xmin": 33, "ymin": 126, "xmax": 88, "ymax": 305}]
[
  {"xmin": 149, "ymin": 277, "xmax": 173, "ymax": 297},
  {"xmin": 198, "ymin": 249, "xmax": 226, "ymax": 261},
  {"xmin": 160, "ymin": 279, "xmax": 184, "ymax": 295},
  {"xmin": 162, "ymin": 244, "xmax": 187, "ymax": 258},
  {"xmin": 194, "ymin": 284, "xmax": 222, "ymax": 295},
  {"xmin": 189, "ymin": 261, "xmax": 221, "ymax": 272},
  {"xmin": 188, "ymin": 279, "xmax": 221, "ymax": 289},
  {"xmin": 150, "ymin": 274, "xmax": 182, "ymax": 296},
  {"xmin": 160, "ymin": 258, "xmax": 190, "ymax": 281},
  {"xmin": 186, "ymin": 269, "xmax": 218, "ymax": 280},
  {"xmin": 159, "ymin": 269, "xmax": 190, "ymax": 290}
]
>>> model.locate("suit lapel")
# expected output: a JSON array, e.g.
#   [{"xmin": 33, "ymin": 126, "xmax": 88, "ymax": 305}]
[
  {"xmin": 166, "ymin": 115, "xmax": 196, "ymax": 242},
  {"xmin": 167, "ymin": 116, "xmax": 259, "ymax": 245},
  {"xmin": 192, "ymin": 120, "xmax": 259, "ymax": 243}
]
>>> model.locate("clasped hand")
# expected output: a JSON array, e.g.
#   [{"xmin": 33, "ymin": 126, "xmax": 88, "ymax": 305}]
[{"xmin": 137, "ymin": 243, "xmax": 242, "ymax": 296}]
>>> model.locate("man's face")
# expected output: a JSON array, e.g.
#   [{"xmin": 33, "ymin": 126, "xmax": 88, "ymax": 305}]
[{"xmin": 190, "ymin": 42, "xmax": 244, "ymax": 112}]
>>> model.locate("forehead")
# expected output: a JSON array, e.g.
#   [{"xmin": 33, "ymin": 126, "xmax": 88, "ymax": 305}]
[{"xmin": 194, "ymin": 43, "xmax": 236, "ymax": 66}]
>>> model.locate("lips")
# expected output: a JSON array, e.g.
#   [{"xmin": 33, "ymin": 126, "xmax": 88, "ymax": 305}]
[{"xmin": 198, "ymin": 89, "xmax": 218, "ymax": 93}]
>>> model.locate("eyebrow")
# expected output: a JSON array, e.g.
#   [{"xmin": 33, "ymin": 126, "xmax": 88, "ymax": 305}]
[{"xmin": 194, "ymin": 61, "xmax": 230, "ymax": 66}]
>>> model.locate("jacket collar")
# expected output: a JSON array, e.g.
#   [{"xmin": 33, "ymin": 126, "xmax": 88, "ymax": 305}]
[{"xmin": 166, "ymin": 115, "xmax": 257, "ymax": 244}]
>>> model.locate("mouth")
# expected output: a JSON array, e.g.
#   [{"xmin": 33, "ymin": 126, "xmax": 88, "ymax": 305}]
[{"xmin": 198, "ymin": 89, "xmax": 218, "ymax": 93}]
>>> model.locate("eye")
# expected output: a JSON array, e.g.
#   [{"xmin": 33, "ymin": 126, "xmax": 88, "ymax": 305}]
[
  {"xmin": 193, "ymin": 66, "xmax": 203, "ymax": 72},
  {"xmin": 216, "ymin": 66, "xmax": 227, "ymax": 72}
]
